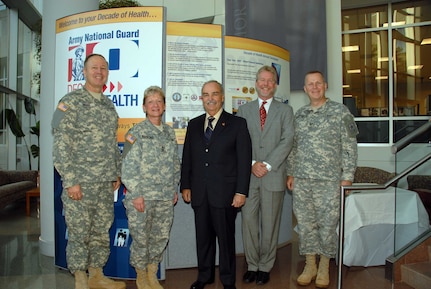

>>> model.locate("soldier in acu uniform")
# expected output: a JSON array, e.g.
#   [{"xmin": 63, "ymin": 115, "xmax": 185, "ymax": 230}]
[
  {"xmin": 286, "ymin": 71, "xmax": 358, "ymax": 289},
  {"xmin": 121, "ymin": 86, "xmax": 181, "ymax": 289},
  {"xmin": 52, "ymin": 54, "xmax": 125, "ymax": 289}
]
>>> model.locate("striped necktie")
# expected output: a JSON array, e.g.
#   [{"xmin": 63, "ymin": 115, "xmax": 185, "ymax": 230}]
[{"xmin": 205, "ymin": 116, "xmax": 215, "ymax": 141}]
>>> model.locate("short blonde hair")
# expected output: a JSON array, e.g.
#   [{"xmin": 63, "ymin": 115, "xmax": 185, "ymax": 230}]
[
  {"xmin": 143, "ymin": 86, "xmax": 165, "ymax": 104},
  {"xmin": 256, "ymin": 65, "xmax": 277, "ymax": 82}
]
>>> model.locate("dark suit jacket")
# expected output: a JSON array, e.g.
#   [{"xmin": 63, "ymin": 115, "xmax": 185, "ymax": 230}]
[{"xmin": 181, "ymin": 110, "xmax": 252, "ymax": 208}]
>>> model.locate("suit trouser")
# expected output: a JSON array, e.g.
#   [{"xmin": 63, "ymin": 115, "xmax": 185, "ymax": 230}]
[
  {"xmin": 241, "ymin": 186, "xmax": 284, "ymax": 272},
  {"xmin": 193, "ymin": 198, "xmax": 237, "ymax": 286}
]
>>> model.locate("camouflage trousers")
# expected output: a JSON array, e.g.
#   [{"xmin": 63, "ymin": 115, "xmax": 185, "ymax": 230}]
[
  {"xmin": 61, "ymin": 182, "xmax": 114, "ymax": 272},
  {"xmin": 292, "ymin": 178, "xmax": 340, "ymax": 258},
  {"xmin": 124, "ymin": 199, "xmax": 173, "ymax": 269}
]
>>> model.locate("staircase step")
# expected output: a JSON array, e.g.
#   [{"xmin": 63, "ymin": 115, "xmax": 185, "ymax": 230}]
[{"xmin": 401, "ymin": 261, "xmax": 431, "ymax": 289}]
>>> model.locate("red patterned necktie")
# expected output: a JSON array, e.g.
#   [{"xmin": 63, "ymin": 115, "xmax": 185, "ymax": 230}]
[{"xmin": 260, "ymin": 101, "xmax": 267, "ymax": 130}]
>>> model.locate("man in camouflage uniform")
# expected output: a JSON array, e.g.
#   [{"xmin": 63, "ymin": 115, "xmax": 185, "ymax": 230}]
[
  {"xmin": 121, "ymin": 86, "xmax": 181, "ymax": 289},
  {"xmin": 52, "ymin": 54, "xmax": 125, "ymax": 289},
  {"xmin": 286, "ymin": 71, "xmax": 358, "ymax": 288}
]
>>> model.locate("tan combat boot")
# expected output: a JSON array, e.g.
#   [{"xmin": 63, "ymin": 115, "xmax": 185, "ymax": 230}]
[
  {"xmin": 88, "ymin": 267, "xmax": 126, "ymax": 289},
  {"xmin": 147, "ymin": 263, "xmax": 163, "ymax": 289},
  {"xmin": 315, "ymin": 255, "xmax": 330, "ymax": 288},
  {"xmin": 297, "ymin": 254, "xmax": 317, "ymax": 286},
  {"xmin": 74, "ymin": 271, "xmax": 89, "ymax": 289},
  {"xmin": 136, "ymin": 268, "xmax": 151, "ymax": 289}
]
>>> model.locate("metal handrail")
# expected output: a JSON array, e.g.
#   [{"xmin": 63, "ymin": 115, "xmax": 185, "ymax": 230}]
[
  {"xmin": 392, "ymin": 118, "xmax": 431, "ymax": 154},
  {"xmin": 337, "ymin": 152, "xmax": 431, "ymax": 289}
]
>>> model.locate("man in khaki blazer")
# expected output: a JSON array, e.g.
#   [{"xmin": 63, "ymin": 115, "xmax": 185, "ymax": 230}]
[{"xmin": 236, "ymin": 65, "xmax": 294, "ymax": 285}]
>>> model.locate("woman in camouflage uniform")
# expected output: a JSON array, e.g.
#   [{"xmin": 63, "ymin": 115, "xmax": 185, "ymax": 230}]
[{"xmin": 121, "ymin": 86, "xmax": 181, "ymax": 289}]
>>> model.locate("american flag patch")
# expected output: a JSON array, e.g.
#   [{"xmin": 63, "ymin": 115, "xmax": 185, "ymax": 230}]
[
  {"xmin": 57, "ymin": 102, "xmax": 69, "ymax": 112},
  {"xmin": 126, "ymin": 134, "xmax": 136, "ymax": 144}
]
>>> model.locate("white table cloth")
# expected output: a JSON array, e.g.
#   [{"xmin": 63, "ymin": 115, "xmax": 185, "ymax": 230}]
[{"xmin": 343, "ymin": 187, "xmax": 430, "ymax": 267}]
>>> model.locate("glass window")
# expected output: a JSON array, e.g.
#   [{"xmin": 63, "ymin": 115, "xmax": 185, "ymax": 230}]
[
  {"xmin": 17, "ymin": 19, "xmax": 33, "ymax": 96},
  {"xmin": 393, "ymin": 0, "xmax": 431, "ymax": 24},
  {"xmin": 0, "ymin": 1, "xmax": 7, "ymax": 163},
  {"xmin": 16, "ymin": 98, "xmax": 23, "ymax": 145},
  {"xmin": 356, "ymin": 120, "xmax": 389, "ymax": 143},
  {"xmin": 394, "ymin": 119, "xmax": 430, "ymax": 142},
  {"xmin": 0, "ymin": 2, "xmax": 8, "ymax": 85},
  {"xmin": 342, "ymin": 5, "xmax": 387, "ymax": 30},
  {"xmin": 393, "ymin": 25, "xmax": 431, "ymax": 116},
  {"xmin": 0, "ymin": 93, "xmax": 5, "ymax": 145},
  {"xmin": 342, "ymin": 31, "xmax": 390, "ymax": 117},
  {"xmin": 343, "ymin": 2, "xmax": 431, "ymax": 144}
]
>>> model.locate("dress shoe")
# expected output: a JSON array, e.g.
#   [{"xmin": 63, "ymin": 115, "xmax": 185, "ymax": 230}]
[
  {"xmin": 256, "ymin": 271, "xmax": 270, "ymax": 285},
  {"xmin": 190, "ymin": 279, "xmax": 214, "ymax": 289},
  {"xmin": 190, "ymin": 280, "xmax": 205, "ymax": 289},
  {"xmin": 242, "ymin": 270, "xmax": 257, "ymax": 283},
  {"xmin": 224, "ymin": 286, "xmax": 236, "ymax": 289}
]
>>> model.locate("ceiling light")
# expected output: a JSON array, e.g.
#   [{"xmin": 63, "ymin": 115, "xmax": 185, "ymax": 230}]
[
  {"xmin": 383, "ymin": 21, "xmax": 405, "ymax": 27},
  {"xmin": 342, "ymin": 45, "xmax": 359, "ymax": 52},
  {"xmin": 375, "ymin": 76, "xmax": 388, "ymax": 80},
  {"xmin": 421, "ymin": 38, "xmax": 431, "ymax": 45},
  {"xmin": 347, "ymin": 69, "xmax": 361, "ymax": 74},
  {"xmin": 407, "ymin": 65, "xmax": 423, "ymax": 70},
  {"xmin": 342, "ymin": 84, "xmax": 350, "ymax": 88},
  {"xmin": 343, "ymin": 94, "xmax": 353, "ymax": 97}
]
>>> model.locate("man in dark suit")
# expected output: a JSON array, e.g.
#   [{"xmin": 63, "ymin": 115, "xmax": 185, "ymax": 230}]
[
  {"xmin": 181, "ymin": 80, "xmax": 252, "ymax": 289},
  {"xmin": 236, "ymin": 65, "xmax": 294, "ymax": 285}
]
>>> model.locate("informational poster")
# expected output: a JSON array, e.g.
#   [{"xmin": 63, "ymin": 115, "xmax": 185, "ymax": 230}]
[
  {"xmin": 55, "ymin": 7, "xmax": 165, "ymax": 143},
  {"xmin": 224, "ymin": 36, "xmax": 290, "ymax": 114},
  {"xmin": 165, "ymin": 22, "xmax": 223, "ymax": 144},
  {"xmin": 53, "ymin": 7, "xmax": 166, "ymax": 279}
]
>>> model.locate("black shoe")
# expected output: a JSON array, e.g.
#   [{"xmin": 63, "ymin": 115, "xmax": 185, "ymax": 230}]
[
  {"xmin": 224, "ymin": 286, "xmax": 236, "ymax": 289},
  {"xmin": 190, "ymin": 279, "xmax": 214, "ymax": 289},
  {"xmin": 243, "ymin": 270, "xmax": 257, "ymax": 283},
  {"xmin": 190, "ymin": 281, "xmax": 205, "ymax": 289},
  {"xmin": 256, "ymin": 271, "xmax": 270, "ymax": 285}
]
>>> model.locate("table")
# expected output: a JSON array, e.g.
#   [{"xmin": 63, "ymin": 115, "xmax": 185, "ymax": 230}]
[
  {"xmin": 343, "ymin": 187, "xmax": 430, "ymax": 267},
  {"xmin": 26, "ymin": 187, "xmax": 40, "ymax": 216}
]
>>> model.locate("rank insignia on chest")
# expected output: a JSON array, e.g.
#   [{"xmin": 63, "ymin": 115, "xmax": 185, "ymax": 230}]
[
  {"xmin": 126, "ymin": 133, "xmax": 137, "ymax": 144},
  {"xmin": 57, "ymin": 102, "xmax": 69, "ymax": 112}
]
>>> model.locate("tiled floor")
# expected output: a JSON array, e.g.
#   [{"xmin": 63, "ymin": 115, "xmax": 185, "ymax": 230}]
[{"xmin": 0, "ymin": 200, "xmax": 414, "ymax": 289}]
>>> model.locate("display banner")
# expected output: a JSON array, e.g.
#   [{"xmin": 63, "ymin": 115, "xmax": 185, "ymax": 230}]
[
  {"xmin": 54, "ymin": 7, "xmax": 166, "ymax": 279},
  {"xmin": 55, "ymin": 7, "xmax": 165, "ymax": 143},
  {"xmin": 165, "ymin": 22, "xmax": 223, "ymax": 144},
  {"xmin": 224, "ymin": 36, "xmax": 290, "ymax": 114}
]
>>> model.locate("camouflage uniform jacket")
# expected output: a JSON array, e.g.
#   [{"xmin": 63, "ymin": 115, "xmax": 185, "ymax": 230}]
[
  {"xmin": 286, "ymin": 99, "xmax": 358, "ymax": 182},
  {"xmin": 52, "ymin": 88, "xmax": 121, "ymax": 188},
  {"xmin": 121, "ymin": 119, "xmax": 180, "ymax": 201}
]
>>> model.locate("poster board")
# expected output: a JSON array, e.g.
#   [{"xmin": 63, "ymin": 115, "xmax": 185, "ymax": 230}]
[
  {"xmin": 55, "ymin": 7, "xmax": 165, "ymax": 143},
  {"xmin": 224, "ymin": 36, "xmax": 290, "ymax": 114},
  {"xmin": 54, "ymin": 7, "xmax": 166, "ymax": 279},
  {"xmin": 165, "ymin": 22, "xmax": 223, "ymax": 144}
]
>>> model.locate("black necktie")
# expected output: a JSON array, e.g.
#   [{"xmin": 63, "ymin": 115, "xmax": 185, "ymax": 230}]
[{"xmin": 205, "ymin": 116, "xmax": 215, "ymax": 141}]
